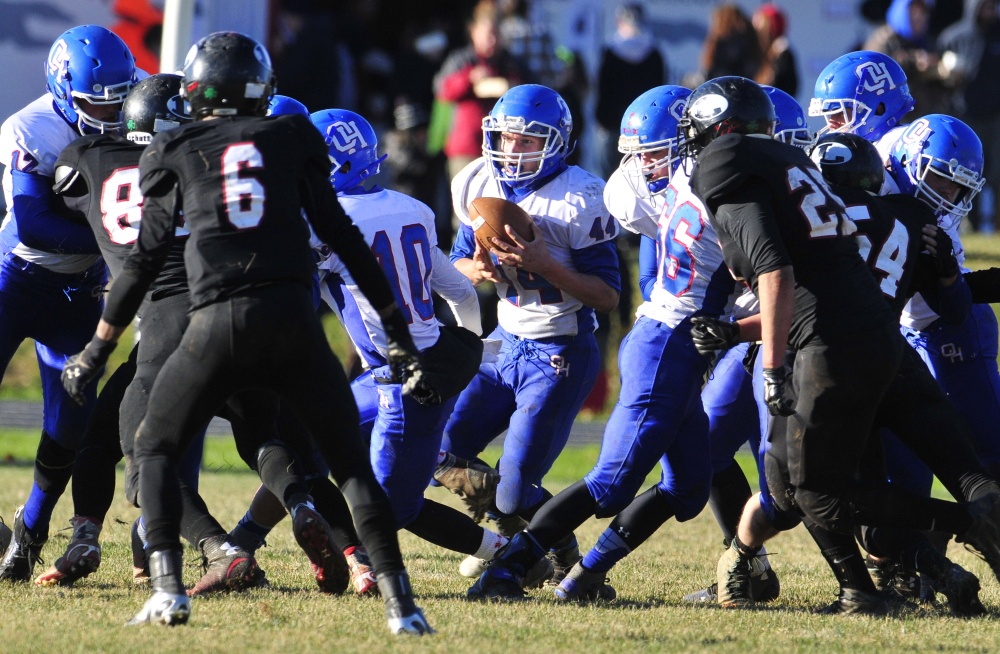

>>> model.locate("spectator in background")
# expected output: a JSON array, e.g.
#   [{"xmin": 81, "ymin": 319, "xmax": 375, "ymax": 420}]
[
  {"xmin": 753, "ymin": 3, "xmax": 798, "ymax": 96},
  {"xmin": 699, "ymin": 3, "xmax": 760, "ymax": 83},
  {"xmin": 271, "ymin": 0, "xmax": 355, "ymax": 112},
  {"xmin": 434, "ymin": 0, "xmax": 526, "ymax": 191},
  {"xmin": 941, "ymin": 0, "xmax": 1000, "ymax": 231},
  {"xmin": 500, "ymin": 0, "xmax": 562, "ymax": 89},
  {"xmin": 864, "ymin": 0, "xmax": 952, "ymax": 116},
  {"xmin": 595, "ymin": 4, "xmax": 666, "ymax": 178}
]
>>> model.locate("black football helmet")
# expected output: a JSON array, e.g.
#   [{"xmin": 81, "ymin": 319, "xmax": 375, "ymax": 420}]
[
  {"xmin": 180, "ymin": 32, "xmax": 276, "ymax": 119},
  {"xmin": 809, "ymin": 132, "xmax": 885, "ymax": 193},
  {"xmin": 123, "ymin": 74, "xmax": 190, "ymax": 144},
  {"xmin": 678, "ymin": 76, "xmax": 775, "ymax": 159}
]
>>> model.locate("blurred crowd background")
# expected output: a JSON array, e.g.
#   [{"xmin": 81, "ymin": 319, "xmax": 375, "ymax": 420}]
[{"xmin": 3, "ymin": 0, "xmax": 1000, "ymax": 411}]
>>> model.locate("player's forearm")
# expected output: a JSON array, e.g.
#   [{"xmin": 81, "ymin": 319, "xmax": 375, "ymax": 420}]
[
  {"xmin": 95, "ymin": 318, "xmax": 128, "ymax": 343},
  {"xmin": 454, "ymin": 257, "xmax": 489, "ymax": 286},
  {"xmin": 539, "ymin": 263, "xmax": 619, "ymax": 314},
  {"xmin": 757, "ymin": 266, "xmax": 794, "ymax": 369},
  {"xmin": 11, "ymin": 171, "xmax": 100, "ymax": 254},
  {"xmin": 735, "ymin": 314, "xmax": 763, "ymax": 342}
]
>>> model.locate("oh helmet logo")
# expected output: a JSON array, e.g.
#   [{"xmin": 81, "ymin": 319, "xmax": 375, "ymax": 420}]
[
  {"xmin": 901, "ymin": 117, "xmax": 932, "ymax": 145},
  {"xmin": 855, "ymin": 61, "xmax": 896, "ymax": 96},
  {"xmin": 47, "ymin": 39, "xmax": 69, "ymax": 78},
  {"xmin": 668, "ymin": 98, "xmax": 687, "ymax": 122},
  {"xmin": 325, "ymin": 121, "xmax": 369, "ymax": 154}
]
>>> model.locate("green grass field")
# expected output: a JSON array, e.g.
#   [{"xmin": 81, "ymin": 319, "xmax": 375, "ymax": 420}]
[{"xmin": 1, "ymin": 431, "xmax": 1000, "ymax": 653}]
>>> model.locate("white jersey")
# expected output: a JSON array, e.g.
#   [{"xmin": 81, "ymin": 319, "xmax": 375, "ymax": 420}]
[
  {"xmin": 873, "ymin": 127, "xmax": 970, "ymax": 330},
  {"xmin": 636, "ymin": 167, "xmax": 739, "ymax": 328},
  {"xmin": 0, "ymin": 94, "xmax": 102, "ymax": 273},
  {"xmin": 452, "ymin": 157, "xmax": 615, "ymax": 339},
  {"xmin": 320, "ymin": 188, "xmax": 480, "ymax": 367},
  {"xmin": 604, "ymin": 167, "xmax": 662, "ymax": 240}
]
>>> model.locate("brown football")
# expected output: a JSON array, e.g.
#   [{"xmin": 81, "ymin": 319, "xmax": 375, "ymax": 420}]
[{"xmin": 468, "ymin": 196, "xmax": 535, "ymax": 251}]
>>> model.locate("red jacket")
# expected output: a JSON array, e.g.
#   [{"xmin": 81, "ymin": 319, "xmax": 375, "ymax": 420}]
[{"xmin": 434, "ymin": 46, "xmax": 526, "ymax": 158}]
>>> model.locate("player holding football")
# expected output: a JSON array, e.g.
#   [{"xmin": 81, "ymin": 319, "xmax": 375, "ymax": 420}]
[
  {"xmin": 0, "ymin": 25, "xmax": 136, "ymax": 581},
  {"xmin": 441, "ymin": 84, "xmax": 620, "ymax": 584},
  {"xmin": 61, "ymin": 32, "xmax": 433, "ymax": 634}
]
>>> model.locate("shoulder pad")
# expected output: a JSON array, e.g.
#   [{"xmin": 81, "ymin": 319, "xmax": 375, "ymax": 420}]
[{"xmin": 690, "ymin": 134, "xmax": 754, "ymax": 205}]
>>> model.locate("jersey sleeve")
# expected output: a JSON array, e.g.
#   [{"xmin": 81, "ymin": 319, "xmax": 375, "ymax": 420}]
[
  {"xmin": 638, "ymin": 234, "xmax": 658, "ymax": 302},
  {"xmin": 713, "ymin": 180, "xmax": 793, "ymax": 277},
  {"xmin": 450, "ymin": 158, "xmax": 490, "ymax": 227},
  {"xmin": 604, "ymin": 169, "xmax": 660, "ymax": 240},
  {"xmin": 450, "ymin": 222, "xmax": 477, "ymax": 262},
  {"xmin": 430, "ymin": 246, "xmax": 482, "ymax": 335},
  {"xmin": 10, "ymin": 170, "xmax": 99, "ymax": 253},
  {"xmin": 563, "ymin": 176, "xmax": 615, "ymax": 250},
  {"xmin": 690, "ymin": 134, "xmax": 756, "ymax": 210}
]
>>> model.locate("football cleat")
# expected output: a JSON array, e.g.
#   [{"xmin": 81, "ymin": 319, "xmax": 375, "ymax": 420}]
[
  {"xmin": 957, "ymin": 494, "xmax": 1000, "ymax": 585},
  {"xmin": 931, "ymin": 563, "xmax": 986, "ymax": 617},
  {"xmin": 716, "ymin": 540, "xmax": 754, "ymax": 607},
  {"xmin": 459, "ymin": 555, "xmax": 489, "ymax": 578},
  {"xmin": 188, "ymin": 535, "xmax": 261, "ymax": 596},
  {"xmin": 34, "ymin": 515, "xmax": 103, "ymax": 586},
  {"xmin": 684, "ymin": 556, "xmax": 780, "ymax": 603},
  {"xmin": 291, "ymin": 503, "xmax": 350, "ymax": 594},
  {"xmin": 378, "ymin": 570, "xmax": 435, "ymax": 635},
  {"xmin": 131, "ymin": 518, "xmax": 150, "ymax": 583},
  {"xmin": 387, "ymin": 608, "xmax": 435, "ymax": 636},
  {"xmin": 0, "ymin": 506, "xmax": 46, "ymax": 582},
  {"xmin": 553, "ymin": 561, "xmax": 616, "ymax": 602},
  {"xmin": 433, "ymin": 454, "xmax": 499, "ymax": 523},
  {"xmin": 467, "ymin": 560, "xmax": 527, "ymax": 601},
  {"xmin": 819, "ymin": 588, "xmax": 890, "ymax": 615},
  {"xmin": 127, "ymin": 592, "xmax": 191, "ymax": 626},
  {"xmin": 344, "ymin": 545, "xmax": 379, "ymax": 596},
  {"xmin": 546, "ymin": 534, "xmax": 582, "ymax": 587},
  {"xmin": 0, "ymin": 516, "xmax": 11, "ymax": 557}
]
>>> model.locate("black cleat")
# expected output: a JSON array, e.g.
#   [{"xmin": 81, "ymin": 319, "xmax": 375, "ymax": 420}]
[
  {"xmin": 0, "ymin": 506, "xmax": 46, "ymax": 583},
  {"xmin": 819, "ymin": 588, "xmax": 891, "ymax": 615}
]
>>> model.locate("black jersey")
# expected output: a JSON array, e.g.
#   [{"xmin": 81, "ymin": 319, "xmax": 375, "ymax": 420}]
[
  {"xmin": 54, "ymin": 133, "xmax": 189, "ymax": 299},
  {"xmin": 690, "ymin": 134, "xmax": 893, "ymax": 348},
  {"xmin": 103, "ymin": 114, "xmax": 394, "ymax": 326},
  {"xmin": 832, "ymin": 186, "xmax": 936, "ymax": 320}
]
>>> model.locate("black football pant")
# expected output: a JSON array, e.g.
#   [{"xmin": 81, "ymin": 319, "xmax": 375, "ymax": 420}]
[
  {"xmin": 765, "ymin": 326, "xmax": 973, "ymax": 536},
  {"xmin": 134, "ymin": 283, "xmax": 404, "ymax": 575}
]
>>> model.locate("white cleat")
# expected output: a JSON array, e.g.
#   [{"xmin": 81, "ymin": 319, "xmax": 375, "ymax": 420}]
[
  {"xmin": 126, "ymin": 592, "xmax": 191, "ymax": 626},
  {"xmin": 459, "ymin": 556, "xmax": 489, "ymax": 578},
  {"xmin": 388, "ymin": 608, "xmax": 435, "ymax": 636}
]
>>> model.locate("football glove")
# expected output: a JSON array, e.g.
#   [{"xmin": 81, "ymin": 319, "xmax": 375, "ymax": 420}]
[
  {"xmin": 930, "ymin": 228, "xmax": 960, "ymax": 279},
  {"xmin": 61, "ymin": 335, "xmax": 117, "ymax": 406},
  {"xmin": 690, "ymin": 317, "xmax": 740, "ymax": 355},
  {"xmin": 381, "ymin": 308, "xmax": 427, "ymax": 397},
  {"xmin": 762, "ymin": 366, "xmax": 795, "ymax": 417}
]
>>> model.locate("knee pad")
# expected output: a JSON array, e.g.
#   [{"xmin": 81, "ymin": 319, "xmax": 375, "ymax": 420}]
[
  {"xmin": 763, "ymin": 451, "xmax": 797, "ymax": 515},
  {"xmin": 36, "ymin": 432, "xmax": 76, "ymax": 473},
  {"xmin": 759, "ymin": 488, "xmax": 802, "ymax": 532},
  {"xmin": 124, "ymin": 456, "xmax": 141, "ymax": 508}
]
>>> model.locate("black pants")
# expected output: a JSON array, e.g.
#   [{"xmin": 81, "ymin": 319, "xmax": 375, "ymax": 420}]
[{"xmin": 134, "ymin": 283, "xmax": 403, "ymax": 574}]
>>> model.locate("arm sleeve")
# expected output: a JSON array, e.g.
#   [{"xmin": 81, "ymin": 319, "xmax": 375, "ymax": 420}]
[
  {"xmin": 102, "ymin": 177, "xmax": 180, "ymax": 327},
  {"xmin": 430, "ymin": 246, "xmax": 482, "ymax": 335},
  {"xmin": 963, "ymin": 268, "xmax": 1000, "ymax": 304},
  {"xmin": 638, "ymin": 235, "xmax": 658, "ymax": 302},
  {"xmin": 299, "ymin": 147, "xmax": 396, "ymax": 312},
  {"xmin": 570, "ymin": 239, "xmax": 621, "ymax": 293},
  {"xmin": 450, "ymin": 222, "xmax": 477, "ymax": 263},
  {"xmin": 10, "ymin": 170, "xmax": 100, "ymax": 254},
  {"xmin": 713, "ymin": 182, "xmax": 792, "ymax": 277},
  {"xmin": 921, "ymin": 274, "xmax": 973, "ymax": 325}
]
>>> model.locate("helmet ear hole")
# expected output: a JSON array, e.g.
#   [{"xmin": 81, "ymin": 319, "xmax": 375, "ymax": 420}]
[{"xmin": 874, "ymin": 103, "xmax": 886, "ymax": 117}]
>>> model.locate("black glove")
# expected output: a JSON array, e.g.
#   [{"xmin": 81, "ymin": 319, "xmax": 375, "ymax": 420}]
[
  {"xmin": 381, "ymin": 307, "xmax": 428, "ymax": 397},
  {"xmin": 930, "ymin": 228, "xmax": 959, "ymax": 279},
  {"xmin": 61, "ymin": 334, "xmax": 117, "ymax": 406},
  {"xmin": 762, "ymin": 366, "xmax": 795, "ymax": 417},
  {"xmin": 690, "ymin": 316, "xmax": 740, "ymax": 356}
]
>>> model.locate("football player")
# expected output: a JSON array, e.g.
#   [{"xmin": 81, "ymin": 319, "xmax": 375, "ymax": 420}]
[
  {"xmin": 684, "ymin": 76, "xmax": 1000, "ymax": 613},
  {"xmin": 0, "ymin": 25, "xmax": 136, "ymax": 582},
  {"xmin": 61, "ymin": 32, "xmax": 433, "ymax": 634},
  {"xmin": 436, "ymin": 84, "xmax": 620, "ymax": 585},
  {"xmin": 464, "ymin": 81, "xmax": 746, "ymax": 601}
]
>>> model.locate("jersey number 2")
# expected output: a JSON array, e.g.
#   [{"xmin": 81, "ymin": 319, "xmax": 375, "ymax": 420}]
[{"xmin": 222, "ymin": 143, "xmax": 265, "ymax": 230}]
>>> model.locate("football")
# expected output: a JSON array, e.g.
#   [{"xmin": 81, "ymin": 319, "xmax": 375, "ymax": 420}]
[{"xmin": 468, "ymin": 197, "xmax": 535, "ymax": 251}]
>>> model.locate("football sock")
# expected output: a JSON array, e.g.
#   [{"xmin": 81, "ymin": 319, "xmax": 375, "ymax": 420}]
[
  {"xmin": 406, "ymin": 499, "xmax": 488, "ymax": 555},
  {"xmin": 581, "ymin": 528, "xmax": 631, "ymax": 573},
  {"xmin": 474, "ymin": 529, "xmax": 508, "ymax": 560},
  {"xmin": 255, "ymin": 440, "xmax": 311, "ymax": 509},
  {"xmin": 850, "ymin": 480, "xmax": 973, "ymax": 535},
  {"xmin": 806, "ymin": 521, "xmax": 876, "ymax": 593},
  {"xmin": 524, "ymin": 480, "xmax": 597, "ymax": 549},
  {"xmin": 70, "ymin": 442, "xmax": 118, "ymax": 523},
  {"xmin": 136, "ymin": 515, "xmax": 149, "ymax": 548},
  {"xmin": 708, "ymin": 462, "xmax": 753, "ymax": 544},
  {"xmin": 23, "ymin": 432, "xmax": 76, "ymax": 536},
  {"xmin": 228, "ymin": 509, "xmax": 273, "ymax": 552},
  {"xmin": 606, "ymin": 484, "xmax": 677, "ymax": 550},
  {"xmin": 178, "ymin": 481, "xmax": 226, "ymax": 547}
]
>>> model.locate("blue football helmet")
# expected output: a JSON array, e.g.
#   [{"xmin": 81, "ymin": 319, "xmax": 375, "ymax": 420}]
[
  {"xmin": 45, "ymin": 25, "xmax": 137, "ymax": 135},
  {"xmin": 482, "ymin": 84, "xmax": 572, "ymax": 187},
  {"xmin": 618, "ymin": 85, "xmax": 691, "ymax": 198},
  {"xmin": 268, "ymin": 95, "xmax": 309, "ymax": 116},
  {"xmin": 809, "ymin": 51, "xmax": 914, "ymax": 141},
  {"xmin": 310, "ymin": 109, "xmax": 387, "ymax": 192},
  {"xmin": 762, "ymin": 86, "xmax": 811, "ymax": 148},
  {"xmin": 887, "ymin": 114, "xmax": 985, "ymax": 223}
]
